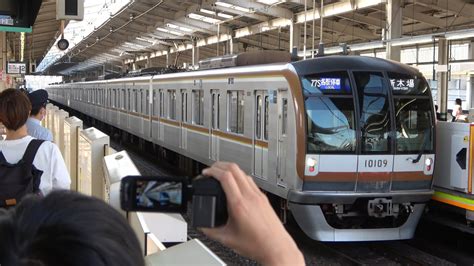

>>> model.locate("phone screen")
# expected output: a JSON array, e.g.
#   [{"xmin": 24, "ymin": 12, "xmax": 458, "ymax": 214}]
[{"xmin": 136, "ymin": 180, "xmax": 183, "ymax": 209}]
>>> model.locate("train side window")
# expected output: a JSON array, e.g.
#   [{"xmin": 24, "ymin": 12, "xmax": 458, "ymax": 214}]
[
  {"xmin": 192, "ymin": 90, "xmax": 204, "ymax": 126},
  {"xmin": 256, "ymin": 95, "xmax": 262, "ymax": 139},
  {"xmin": 264, "ymin": 96, "xmax": 269, "ymax": 141},
  {"xmin": 169, "ymin": 90, "xmax": 176, "ymax": 120},
  {"xmin": 227, "ymin": 90, "xmax": 244, "ymax": 134}
]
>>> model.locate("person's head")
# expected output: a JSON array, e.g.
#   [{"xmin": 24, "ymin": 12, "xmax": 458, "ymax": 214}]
[
  {"xmin": 27, "ymin": 89, "xmax": 48, "ymax": 120},
  {"xmin": 0, "ymin": 191, "xmax": 145, "ymax": 266},
  {"xmin": 455, "ymin": 98, "xmax": 462, "ymax": 106},
  {"xmin": 0, "ymin": 89, "xmax": 31, "ymax": 131}
]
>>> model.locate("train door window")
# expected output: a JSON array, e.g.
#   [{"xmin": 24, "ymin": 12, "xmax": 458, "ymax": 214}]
[
  {"xmin": 281, "ymin": 98, "xmax": 288, "ymax": 135},
  {"xmin": 144, "ymin": 90, "xmax": 149, "ymax": 115},
  {"xmin": 181, "ymin": 90, "xmax": 188, "ymax": 123},
  {"xmin": 256, "ymin": 95, "xmax": 262, "ymax": 139},
  {"xmin": 211, "ymin": 91, "xmax": 220, "ymax": 129},
  {"xmin": 353, "ymin": 71, "xmax": 392, "ymax": 154},
  {"xmin": 192, "ymin": 90, "xmax": 204, "ymax": 125},
  {"xmin": 122, "ymin": 89, "xmax": 126, "ymax": 110},
  {"xmin": 227, "ymin": 90, "xmax": 244, "ymax": 134},
  {"xmin": 152, "ymin": 90, "xmax": 158, "ymax": 116},
  {"xmin": 264, "ymin": 96, "xmax": 269, "ymax": 140},
  {"xmin": 123, "ymin": 89, "xmax": 126, "ymax": 110},
  {"xmin": 159, "ymin": 90, "xmax": 165, "ymax": 117},
  {"xmin": 169, "ymin": 90, "xmax": 176, "ymax": 120},
  {"xmin": 302, "ymin": 71, "xmax": 356, "ymax": 153}
]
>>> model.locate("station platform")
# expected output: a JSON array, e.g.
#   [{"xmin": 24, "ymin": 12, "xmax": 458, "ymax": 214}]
[{"xmin": 40, "ymin": 103, "xmax": 230, "ymax": 265}]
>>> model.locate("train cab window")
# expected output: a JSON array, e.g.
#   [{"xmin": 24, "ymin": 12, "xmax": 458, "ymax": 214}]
[
  {"xmin": 192, "ymin": 90, "xmax": 204, "ymax": 126},
  {"xmin": 394, "ymin": 98, "xmax": 434, "ymax": 154},
  {"xmin": 304, "ymin": 71, "xmax": 356, "ymax": 153},
  {"xmin": 354, "ymin": 71, "xmax": 392, "ymax": 154},
  {"xmin": 227, "ymin": 90, "xmax": 245, "ymax": 134},
  {"xmin": 388, "ymin": 72, "xmax": 430, "ymax": 96},
  {"xmin": 169, "ymin": 90, "xmax": 177, "ymax": 120}
]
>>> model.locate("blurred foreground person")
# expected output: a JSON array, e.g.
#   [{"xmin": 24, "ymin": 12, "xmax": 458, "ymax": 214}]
[
  {"xmin": 0, "ymin": 89, "xmax": 70, "ymax": 203},
  {"xmin": 0, "ymin": 191, "xmax": 144, "ymax": 266}
]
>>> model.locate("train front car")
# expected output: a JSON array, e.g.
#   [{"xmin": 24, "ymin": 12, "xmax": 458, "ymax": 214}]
[{"xmin": 288, "ymin": 56, "xmax": 435, "ymax": 241}]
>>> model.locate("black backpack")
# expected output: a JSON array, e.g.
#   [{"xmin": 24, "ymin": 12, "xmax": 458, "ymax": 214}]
[{"xmin": 0, "ymin": 139, "xmax": 45, "ymax": 208}]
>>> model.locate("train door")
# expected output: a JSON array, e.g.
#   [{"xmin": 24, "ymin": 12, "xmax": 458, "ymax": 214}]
[
  {"xmin": 353, "ymin": 71, "xmax": 394, "ymax": 192},
  {"xmin": 277, "ymin": 90, "xmax": 288, "ymax": 186},
  {"xmin": 180, "ymin": 89, "xmax": 188, "ymax": 150},
  {"xmin": 253, "ymin": 91, "xmax": 268, "ymax": 179},
  {"xmin": 210, "ymin": 90, "xmax": 220, "ymax": 161}
]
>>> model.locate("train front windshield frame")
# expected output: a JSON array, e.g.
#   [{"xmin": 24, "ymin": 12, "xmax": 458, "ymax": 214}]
[{"xmin": 302, "ymin": 71, "xmax": 435, "ymax": 155}]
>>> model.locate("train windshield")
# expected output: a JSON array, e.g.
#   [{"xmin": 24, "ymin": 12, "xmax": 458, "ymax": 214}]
[
  {"xmin": 302, "ymin": 70, "xmax": 434, "ymax": 155},
  {"xmin": 302, "ymin": 72, "xmax": 356, "ymax": 153}
]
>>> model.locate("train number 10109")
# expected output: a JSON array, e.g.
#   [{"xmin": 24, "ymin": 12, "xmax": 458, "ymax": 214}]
[{"xmin": 364, "ymin": 159, "xmax": 388, "ymax": 168}]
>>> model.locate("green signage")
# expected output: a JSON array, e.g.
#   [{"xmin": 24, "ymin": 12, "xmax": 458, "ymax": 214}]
[{"xmin": 0, "ymin": 26, "xmax": 32, "ymax": 33}]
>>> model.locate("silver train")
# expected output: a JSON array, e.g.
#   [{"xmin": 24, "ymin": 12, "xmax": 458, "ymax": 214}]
[{"xmin": 47, "ymin": 55, "xmax": 436, "ymax": 241}]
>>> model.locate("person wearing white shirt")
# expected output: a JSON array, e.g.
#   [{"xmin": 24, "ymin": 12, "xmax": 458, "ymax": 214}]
[
  {"xmin": 0, "ymin": 89, "xmax": 70, "ymax": 195},
  {"xmin": 26, "ymin": 89, "xmax": 53, "ymax": 141}
]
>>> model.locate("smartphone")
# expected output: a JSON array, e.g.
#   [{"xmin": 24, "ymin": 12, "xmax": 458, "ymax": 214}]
[{"xmin": 120, "ymin": 176, "xmax": 188, "ymax": 213}]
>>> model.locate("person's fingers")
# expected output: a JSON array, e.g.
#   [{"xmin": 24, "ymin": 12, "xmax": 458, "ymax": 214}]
[
  {"xmin": 199, "ymin": 226, "xmax": 230, "ymax": 246},
  {"xmin": 212, "ymin": 162, "xmax": 252, "ymax": 194},
  {"xmin": 202, "ymin": 166, "xmax": 242, "ymax": 207}
]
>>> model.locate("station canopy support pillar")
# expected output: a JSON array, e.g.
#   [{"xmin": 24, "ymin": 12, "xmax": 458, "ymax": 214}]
[
  {"xmin": 437, "ymin": 37, "xmax": 449, "ymax": 121},
  {"xmin": 289, "ymin": 22, "xmax": 301, "ymax": 54},
  {"xmin": 386, "ymin": 0, "xmax": 402, "ymax": 61},
  {"xmin": 166, "ymin": 48, "xmax": 170, "ymax": 67}
]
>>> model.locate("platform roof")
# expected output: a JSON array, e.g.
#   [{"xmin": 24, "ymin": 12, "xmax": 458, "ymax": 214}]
[{"xmin": 31, "ymin": 0, "xmax": 474, "ymax": 75}]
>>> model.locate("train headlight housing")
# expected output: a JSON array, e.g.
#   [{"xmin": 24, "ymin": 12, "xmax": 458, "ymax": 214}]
[
  {"xmin": 306, "ymin": 157, "xmax": 317, "ymax": 173},
  {"xmin": 425, "ymin": 158, "xmax": 433, "ymax": 172},
  {"xmin": 306, "ymin": 157, "xmax": 317, "ymax": 167}
]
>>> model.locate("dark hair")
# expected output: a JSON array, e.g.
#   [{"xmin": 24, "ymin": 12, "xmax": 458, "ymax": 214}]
[
  {"xmin": 0, "ymin": 89, "xmax": 31, "ymax": 131},
  {"xmin": 0, "ymin": 191, "xmax": 145, "ymax": 266},
  {"xmin": 455, "ymin": 98, "xmax": 462, "ymax": 106},
  {"xmin": 30, "ymin": 103, "xmax": 46, "ymax": 116}
]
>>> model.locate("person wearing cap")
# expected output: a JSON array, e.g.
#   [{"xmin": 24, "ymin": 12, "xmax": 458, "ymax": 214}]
[{"xmin": 26, "ymin": 89, "xmax": 53, "ymax": 141}]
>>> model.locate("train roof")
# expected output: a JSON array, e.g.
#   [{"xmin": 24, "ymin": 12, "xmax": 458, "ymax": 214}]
[{"xmin": 291, "ymin": 56, "xmax": 422, "ymax": 77}]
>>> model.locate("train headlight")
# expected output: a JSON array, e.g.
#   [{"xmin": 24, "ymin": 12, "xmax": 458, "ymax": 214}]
[
  {"xmin": 425, "ymin": 158, "xmax": 432, "ymax": 166},
  {"xmin": 306, "ymin": 157, "xmax": 317, "ymax": 173},
  {"xmin": 306, "ymin": 157, "xmax": 317, "ymax": 167},
  {"xmin": 425, "ymin": 158, "xmax": 433, "ymax": 172}
]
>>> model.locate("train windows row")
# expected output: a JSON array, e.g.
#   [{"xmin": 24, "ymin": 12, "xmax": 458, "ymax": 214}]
[{"xmin": 53, "ymin": 86, "xmax": 271, "ymax": 139}]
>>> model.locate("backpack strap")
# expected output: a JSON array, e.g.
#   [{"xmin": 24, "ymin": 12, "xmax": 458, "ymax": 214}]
[{"xmin": 22, "ymin": 139, "xmax": 46, "ymax": 165}]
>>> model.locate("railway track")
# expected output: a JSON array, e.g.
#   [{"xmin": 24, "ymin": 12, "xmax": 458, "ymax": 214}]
[{"xmin": 285, "ymin": 220, "xmax": 454, "ymax": 266}]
